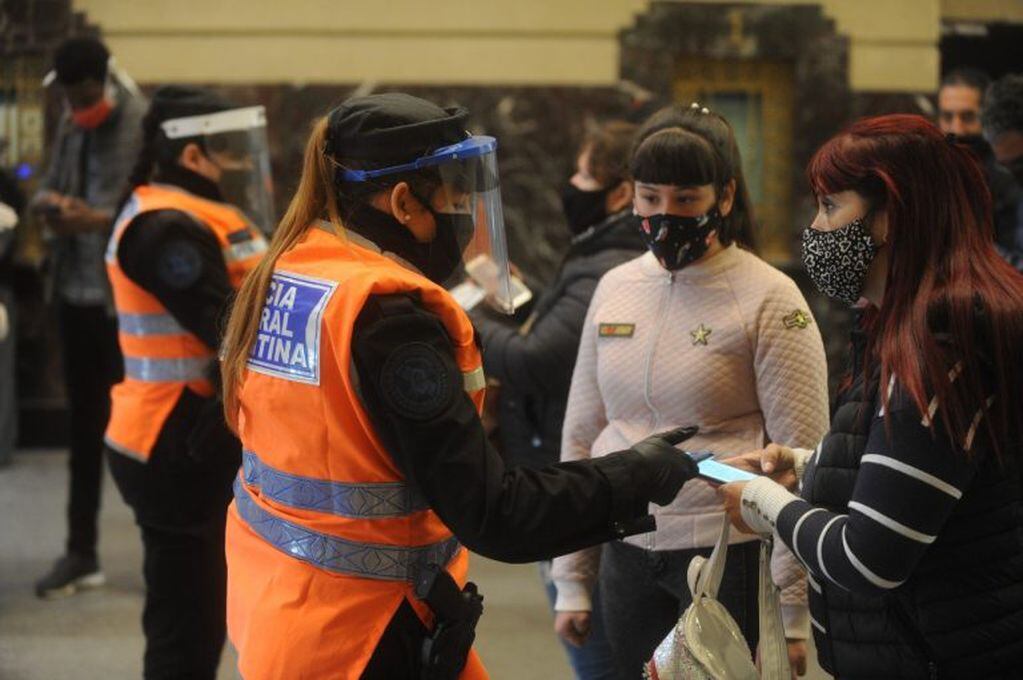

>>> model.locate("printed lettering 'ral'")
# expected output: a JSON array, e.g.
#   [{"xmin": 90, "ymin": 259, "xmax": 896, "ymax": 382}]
[{"xmin": 247, "ymin": 271, "xmax": 337, "ymax": 385}]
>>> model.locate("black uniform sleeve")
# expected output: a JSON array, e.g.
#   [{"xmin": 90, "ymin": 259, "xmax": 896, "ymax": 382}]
[
  {"xmin": 117, "ymin": 209, "xmax": 233, "ymax": 350},
  {"xmin": 351, "ymin": 293, "xmax": 653, "ymax": 563}
]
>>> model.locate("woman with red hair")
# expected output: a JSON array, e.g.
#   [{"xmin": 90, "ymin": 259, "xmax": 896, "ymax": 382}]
[{"xmin": 719, "ymin": 114, "xmax": 1023, "ymax": 678}]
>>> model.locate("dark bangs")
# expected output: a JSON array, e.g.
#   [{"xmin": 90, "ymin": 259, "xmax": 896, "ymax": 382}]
[{"xmin": 630, "ymin": 128, "xmax": 723, "ymax": 188}]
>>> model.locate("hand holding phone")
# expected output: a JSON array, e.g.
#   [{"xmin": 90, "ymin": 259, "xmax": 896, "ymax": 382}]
[{"xmin": 694, "ymin": 456, "xmax": 759, "ymax": 485}]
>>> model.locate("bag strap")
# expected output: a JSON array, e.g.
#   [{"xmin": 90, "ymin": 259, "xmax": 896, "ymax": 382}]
[
  {"xmin": 690, "ymin": 518, "xmax": 731, "ymax": 600},
  {"xmin": 756, "ymin": 537, "xmax": 793, "ymax": 679}
]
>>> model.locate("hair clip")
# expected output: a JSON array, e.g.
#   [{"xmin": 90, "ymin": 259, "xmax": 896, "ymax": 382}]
[
  {"xmin": 690, "ymin": 102, "xmax": 701, "ymax": 109},
  {"xmin": 701, "ymin": 107, "xmax": 710, "ymax": 115}
]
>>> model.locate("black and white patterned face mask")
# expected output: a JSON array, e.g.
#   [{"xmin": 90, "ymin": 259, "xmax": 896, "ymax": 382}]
[
  {"xmin": 638, "ymin": 208, "xmax": 721, "ymax": 271},
  {"xmin": 801, "ymin": 217, "xmax": 879, "ymax": 305}
]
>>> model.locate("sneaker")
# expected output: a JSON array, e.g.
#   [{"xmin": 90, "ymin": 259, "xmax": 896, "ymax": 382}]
[{"xmin": 34, "ymin": 553, "xmax": 106, "ymax": 599}]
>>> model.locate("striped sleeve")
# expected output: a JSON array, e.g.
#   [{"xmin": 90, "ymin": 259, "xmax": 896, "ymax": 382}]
[{"xmin": 770, "ymin": 397, "xmax": 977, "ymax": 595}]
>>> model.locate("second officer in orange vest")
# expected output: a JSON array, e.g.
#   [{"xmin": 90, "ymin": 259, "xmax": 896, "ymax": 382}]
[
  {"xmin": 104, "ymin": 86, "xmax": 270, "ymax": 680},
  {"xmin": 219, "ymin": 93, "xmax": 701, "ymax": 680}
]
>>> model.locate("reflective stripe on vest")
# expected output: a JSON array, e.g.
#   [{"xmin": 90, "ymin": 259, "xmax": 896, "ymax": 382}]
[
  {"xmin": 123, "ymin": 356, "xmax": 211, "ymax": 382},
  {"xmin": 462, "ymin": 366, "xmax": 486, "ymax": 393},
  {"xmin": 242, "ymin": 450, "xmax": 428, "ymax": 518},
  {"xmin": 233, "ymin": 478, "xmax": 460, "ymax": 582},
  {"xmin": 117, "ymin": 312, "xmax": 186, "ymax": 337}
]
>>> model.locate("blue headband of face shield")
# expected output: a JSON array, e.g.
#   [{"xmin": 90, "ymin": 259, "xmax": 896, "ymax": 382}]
[{"xmin": 339, "ymin": 136, "xmax": 497, "ymax": 183}]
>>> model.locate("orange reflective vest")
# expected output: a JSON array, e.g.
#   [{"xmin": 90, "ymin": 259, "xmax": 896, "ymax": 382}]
[
  {"xmin": 225, "ymin": 225, "xmax": 488, "ymax": 680},
  {"xmin": 104, "ymin": 183, "xmax": 268, "ymax": 461}
]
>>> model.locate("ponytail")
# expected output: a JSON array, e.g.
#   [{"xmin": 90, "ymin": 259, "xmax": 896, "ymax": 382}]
[{"xmin": 220, "ymin": 116, "xmax": 342, "ymax": 429}]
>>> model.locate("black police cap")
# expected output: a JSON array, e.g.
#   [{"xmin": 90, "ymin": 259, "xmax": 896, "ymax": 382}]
[
  {"xmin": 326, "ymin": 93, "xmax": 469, "ymax": 165},
  {"xmin": 147, "ymin": 85, "xmax": 236, "ymax": 129}
]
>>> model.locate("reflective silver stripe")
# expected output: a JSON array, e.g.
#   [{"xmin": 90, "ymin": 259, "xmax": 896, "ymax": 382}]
[
  {"xmin": 462, "ymin": 366, "xmax": 486, "ymax": 393},
  {"xmin": 103, "ymin": 436, "xmax": 148, "ymax": 462},
  {"xmin": 117, "ymin": 312, "xmax": 186, "ymax": 337},
  {"xmin": 233, "ymin": 479, "xmax": 460, "ymax": 582},
  {"xmin": 223, "ymin": 239, "xmax": 267, "ymax": 263},
  {"xmin": 242, "ymin": 450, "xmax": 428, "ymax": 518},
  {"xmin": 124, "ymin": 356, "xmax": 211, "ymax": 382}
]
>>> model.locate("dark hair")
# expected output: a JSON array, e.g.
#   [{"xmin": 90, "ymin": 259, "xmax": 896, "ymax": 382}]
[
  {"xmin": 630, "ymin": 104, "xmax": 756, "ymax": 250},
  {"xmin": 53, "ymin": 37, "xmax": 109, "ymax": 85},
  {"xmin": 809, "ymin": 114, "xmax": 1023, "ymax": 459},
  {"xmin": 116, "ymin": 86, "xmax": 234, "ymax": 215},
  {"xmin": 582, "ymin": 120, "xmax": 636, "ymax": 186},
  {"xmin": 982, "ymin": 74, "xmax": 1023, "ymax": 140},
  {"xmin": 941, "ymin": 68, "xmax": 991, "ymax": 100}
]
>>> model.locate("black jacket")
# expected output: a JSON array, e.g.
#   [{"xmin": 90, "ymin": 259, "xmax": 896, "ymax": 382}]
[
  {"xmin": 472, "ymin": 211, "xmax": 646, "ymax": 468},
  {"xmin": 803, "ymin": 315, "xmax": 1023, "ymax": 679}
]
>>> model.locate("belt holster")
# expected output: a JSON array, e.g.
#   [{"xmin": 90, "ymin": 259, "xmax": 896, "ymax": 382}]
[{"xmin": 415, "ymin": 563, "xmax": 484, "ymax": 680}]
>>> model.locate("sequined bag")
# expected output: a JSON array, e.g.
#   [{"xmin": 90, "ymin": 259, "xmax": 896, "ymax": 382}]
[{"xmin": 644, "ymin": 520, "xmax": 791, "ymax": 680}]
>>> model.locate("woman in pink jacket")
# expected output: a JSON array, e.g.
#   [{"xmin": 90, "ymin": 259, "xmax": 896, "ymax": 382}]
[{"xmin": 552, "ymin": 104, "xmax": 830, "ymax": 678}]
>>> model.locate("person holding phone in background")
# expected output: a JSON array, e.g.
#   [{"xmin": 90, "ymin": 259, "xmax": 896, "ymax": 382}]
[
  {"xmin": 552, "ymin": 103, "xmax": 829, "ymax": 678},
  {"xmin": 30, "ymin": 37, "xmax": 147, "ymax": 599},
  {"xmin": 471, "ymin": 120, "xmax": 645, "ymax": 679}
]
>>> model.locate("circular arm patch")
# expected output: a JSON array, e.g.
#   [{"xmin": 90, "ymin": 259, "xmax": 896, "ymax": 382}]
[{"xmin": 379, "ymin": 341, "xmax": 459, "ymax": 421}]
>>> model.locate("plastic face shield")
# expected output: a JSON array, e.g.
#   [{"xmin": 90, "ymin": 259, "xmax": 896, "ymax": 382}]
[
  {"xmin": 342, "ymin": 136, "xmax": 515, "ymax": 313},
  {"xmin": 161, "ymin": 106, "xmax": 276, "ymax": 234}
]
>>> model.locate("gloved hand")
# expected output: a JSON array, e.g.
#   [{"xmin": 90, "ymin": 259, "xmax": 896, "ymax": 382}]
[{"xmin": 629, "ymin": 426, "xmax": 700, "ymax": 505}]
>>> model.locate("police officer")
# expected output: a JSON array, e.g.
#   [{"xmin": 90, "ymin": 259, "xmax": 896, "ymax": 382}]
[
  {"xmin": 104, "ymin": 86, "xmax": 270, "ymax": 679},
  {"xmin": 218, "ymin": 93, "xmax": 699, "ymax": 680}
]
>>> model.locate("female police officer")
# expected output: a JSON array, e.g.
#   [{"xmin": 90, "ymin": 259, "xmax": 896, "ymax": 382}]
[
  {"xmin": 104, "ymin": 86, "xmax": 270, "ymax": 679},
  {"xmin": 218, "ymin": 93, "xmax": 699, "ymax": 680}
]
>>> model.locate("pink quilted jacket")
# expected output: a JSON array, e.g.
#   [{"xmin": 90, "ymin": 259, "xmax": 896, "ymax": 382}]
[{"xmin": 552, "ymin": 245, "xmax": 830, "ymax": 635}]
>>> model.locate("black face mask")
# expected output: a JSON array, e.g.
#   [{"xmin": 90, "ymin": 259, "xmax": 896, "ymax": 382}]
[
  {"xmin": 345, "ymin": 201, "xmax": 474, "ymax": 285},
  {"xmin": 637, "ymin": 209, "xmax": 721, "ymax": 271},
  {"xmin": 561, "ymin": 184, "xmax": 610, "ymax": 234}
]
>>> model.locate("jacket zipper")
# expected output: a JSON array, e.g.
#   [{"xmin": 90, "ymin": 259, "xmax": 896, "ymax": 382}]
[{"xmin": 642, "ymin": 270, "xmax": 674, "ymax": 551}]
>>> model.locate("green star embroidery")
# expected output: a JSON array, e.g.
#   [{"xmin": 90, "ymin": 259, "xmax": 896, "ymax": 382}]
[{"xmin": 690, "ymin": 324, "xmax": 712, "ymax": 346}]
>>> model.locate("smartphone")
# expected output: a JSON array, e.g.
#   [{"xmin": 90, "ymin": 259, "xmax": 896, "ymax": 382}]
[
  {"xmin": 696, "ymin": 457, "xmax": 758, "ymax": 484},
  {"xmin": 465, "ymin": 255, "xmax": 533, "ymax": 312}
]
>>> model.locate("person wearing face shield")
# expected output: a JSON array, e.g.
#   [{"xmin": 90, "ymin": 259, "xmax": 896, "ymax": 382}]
[
  {"xmin": 30, "ymin": 36, "xmax": 148, "ymax": 599},
  {"xmin": 101, "ymin": 85, "xmax": 270, "ymax": 679},
  {"xmin": 216, "ymin": 93, "xmax": 703, "ymax": 680},
  {"xmin": 550, "ymin": 104, "xmax": 828, "ymax": 678}
]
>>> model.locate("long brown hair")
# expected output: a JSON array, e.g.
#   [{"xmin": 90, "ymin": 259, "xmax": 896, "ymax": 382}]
[
  {"xmin": 220, "ymin": 116, "xmax": 342, "ymax": 428},
  {"xmin": 809, "ymin": 114, "xmax": 1023, "ymax": 458}
]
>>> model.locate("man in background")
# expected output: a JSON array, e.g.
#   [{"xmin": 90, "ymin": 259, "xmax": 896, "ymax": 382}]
[
  {"xmin": 31, "ymin": 36, "xmax": 146, "ymax": 598},
  {"xmin": 0, "ymin": 164, "xmax": 23, "ymax": 468},
  {"xmin": 938, "ymin": 68, "xmax": 1023, "ymax": 268}
]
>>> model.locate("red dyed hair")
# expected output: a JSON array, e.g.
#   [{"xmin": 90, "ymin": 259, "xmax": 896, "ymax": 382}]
[{"xmin": 808, "ymin": 114, "xmax": 1023, "ymax": 458}]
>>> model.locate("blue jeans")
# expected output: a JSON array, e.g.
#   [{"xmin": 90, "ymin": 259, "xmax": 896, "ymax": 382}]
[{"xmin": 540, "ymin": 561, "xmax": 618, "ymax": 680}]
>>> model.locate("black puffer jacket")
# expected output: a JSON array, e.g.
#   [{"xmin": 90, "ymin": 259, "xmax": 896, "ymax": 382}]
[
  {"xmin": 473, "ymin": 211, "xmax": 646, "ymax": 469},
  {"xmin": 804, "ymin": 315, "xmax": 1023, "ymax": 679}
]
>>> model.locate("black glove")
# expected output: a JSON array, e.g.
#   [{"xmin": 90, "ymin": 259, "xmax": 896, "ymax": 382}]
[{"xmin": 629, "ymin": 426, "xmax": 700, "ymax": 506}]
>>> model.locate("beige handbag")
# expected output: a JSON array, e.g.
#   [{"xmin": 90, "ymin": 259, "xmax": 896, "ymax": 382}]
[{"xmin": 644, "ymin": 520, "xmax": 791, "ymax": 680}]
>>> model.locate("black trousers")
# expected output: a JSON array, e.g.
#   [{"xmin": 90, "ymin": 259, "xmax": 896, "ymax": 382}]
[
  {"xmin": 108, "ymin": 388, "xmax": 240, "ymax": 680},
  {"xmin": 58, "ymin": 302, "xmax": 122, "ymax": 558},
  {"xmin": 599, "ymin": 539, "xmax": 760, "ymax": 679}
]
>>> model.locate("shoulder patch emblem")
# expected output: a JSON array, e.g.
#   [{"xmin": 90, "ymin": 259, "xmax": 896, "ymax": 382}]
[
  {"xmin": 599, "ymin": 323, "xmax": 636, "ymax": 338},
  {"xmin": 380, "ymin": 342, "xmax": 458, "ymax": 421},
  {"xmin": 783, "ymin": 309, "xmax": 812, "ymax": 330},
  {"xmin": 247, "ymin": 271, "xmax": 337, "ymax": 385}
]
